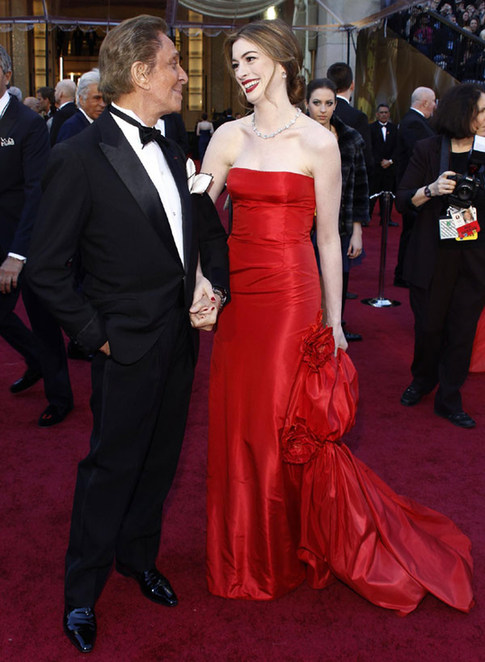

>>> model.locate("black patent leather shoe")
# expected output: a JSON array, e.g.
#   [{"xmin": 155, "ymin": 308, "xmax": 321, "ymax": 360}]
[
  {"xmin": 38, "ymin": 403, "xmax": 73, "ymax": 427},
  {"xmin": 117, "ymin": 563, "xmax": 178, "ymax": 607},
  {"xmin": 435, "ymin": 408, "xmax": 476, "ymax": 429},
  {"xmin": 400, "ymin": 384, "xmax": 424, "ymax": 407},
  {"xmin": 10, "ymin": 368, "xmax": 42, "ymax": 394},
  {"xmin": 63, "ymin": 607, "xmax": 96, "ymax": 653}
]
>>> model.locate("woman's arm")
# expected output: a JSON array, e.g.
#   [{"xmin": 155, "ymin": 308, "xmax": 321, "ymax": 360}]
[
  {"xmin": 312, "ymin": 130, "xmax": 347, "ymax": 351},
  {"xmin": 201, "ymin": 121, "xmax": 240, "ymax": 203}
]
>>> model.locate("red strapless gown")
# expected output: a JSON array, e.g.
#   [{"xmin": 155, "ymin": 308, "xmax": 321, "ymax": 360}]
[{"xmin": 206, "ymin": 168, "xmax": 474, "ymax": 614}]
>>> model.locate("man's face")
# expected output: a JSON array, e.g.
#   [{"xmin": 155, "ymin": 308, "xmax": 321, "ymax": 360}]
[
  {"xmin": 54, "ymin": 82, "xmax": 62, "ymax": 105},
  {"xmin": 146, "ymin": 33, "xmax": 188, "ymax": 115},
  {"xmin": 0, "ymin": 67, "xmax": 12, "ymax": 97},
  {"xmin": 376, "ymin": 106, "xmax": 390, "ymax": 123},
  {"xmin": 36, "ymin": 93, "xmax": 50, "ymax": 113},
  {"xmin": 80, "ymin": 83, "xmax": 106, "ymax": 120},
  {"xmin": 423, "ymin": 93, "xmax": 437, "ymax": 118}
]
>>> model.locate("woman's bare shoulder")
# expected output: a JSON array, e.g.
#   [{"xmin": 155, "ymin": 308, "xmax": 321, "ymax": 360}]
[{"xmin": 299, "ymin": 113, "xmax": 338, "ymax": 150}]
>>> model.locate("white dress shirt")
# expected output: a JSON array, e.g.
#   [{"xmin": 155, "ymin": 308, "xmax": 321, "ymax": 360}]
[{"xmin": 110, "ymin": 103, "xmax": 184, "ymax": 266}]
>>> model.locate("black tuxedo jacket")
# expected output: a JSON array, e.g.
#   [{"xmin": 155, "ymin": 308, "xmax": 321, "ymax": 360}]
[
  {"xmin": 27, "ymin": 109, "xmax": 229, "ymax": 364},
  {"xmin": 370, "ymin": 120, "xmax": 398, "ymax": 164},
  {"xmin": 56, "ymin": 109, "xmax": 90, "ymax": 142},
  {"xmin": 163, "ymin": 112, "xmax": 189, "ymax": 155},
  {"xmin": 334, "ymin": 97, "xmax": 374, "ymax": 174},
  {"xmin": 396, "ymin": 134, "xmax": 448, "ymax": 288},
  {"xmin": 0, "ymin": 95, "xmax": 50, "ymax": 258},
  {"xmin": 50, "ymin": 101, "xmax": 77, "ymax": 146},
  {"xmin": 396, "ymin": 108, "xmax": 435, "ymax": 183}
]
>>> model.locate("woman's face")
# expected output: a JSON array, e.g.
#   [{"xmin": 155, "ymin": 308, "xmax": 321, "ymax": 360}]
[
  {"xmin": 471, "ymin": 92, "xmax": 485, "ymax": 136},
  {"xmin": 231, "ymin": 37, "xmax": 281, "ymax": 105},
  {"xmin": 306, "ymin": 87, "xmax": 336, "ymax": 129}
]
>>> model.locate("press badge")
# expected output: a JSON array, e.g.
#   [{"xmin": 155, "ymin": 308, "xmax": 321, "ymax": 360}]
[{"xmin": 439, "ymin": 206, "xmax": 480, "ymax": 241}]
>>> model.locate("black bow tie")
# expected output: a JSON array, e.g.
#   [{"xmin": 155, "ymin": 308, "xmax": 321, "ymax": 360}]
[{"xmin": 109, "ymin": 105, "xmax": 170, "ymax": 149}]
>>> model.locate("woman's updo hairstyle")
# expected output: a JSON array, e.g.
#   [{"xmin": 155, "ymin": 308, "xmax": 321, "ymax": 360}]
[
  {"xmin": 224, "ymin": 19, "xmax": 305, "ymax": 106},
  {"xmin": 306, "ymin": 78, "xmax": 337, "ymax": 103}
]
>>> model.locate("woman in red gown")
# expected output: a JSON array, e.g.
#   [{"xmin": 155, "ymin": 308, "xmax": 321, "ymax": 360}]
[{"xmin": 201, "ymin": 19, "xmax": 473, "ymax": 614}]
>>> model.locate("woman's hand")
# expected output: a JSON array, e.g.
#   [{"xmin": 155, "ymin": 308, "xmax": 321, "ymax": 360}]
[
  {"xmin": 347, "ymin": 223, "xmax": 363, "ymax": 259},
  {"xmin": 189, "ymin": 274, "xmax": 219, "ymax": 331},
  {"xmin": 332, "ymin": 323, "xmax": 348, "ymax": 354},
  {"xmin": 429, "ymin": 170, "xmax": 457, "ymax": 197}
]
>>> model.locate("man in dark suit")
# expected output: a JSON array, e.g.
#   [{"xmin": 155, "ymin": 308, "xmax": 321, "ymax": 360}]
[
  {"xmin": 57, "ymin": 69, "xmax": 106, "ymax": 143},
  {"xmin": 369, "ymin": 103, "xmax": 399, "ymax": 226},
  {"xmin": 27, "ymin": 15, "xmax": 229, "ymax": 654},
  {"xmin": 163, "ymin": 112, "xmax": 189, "ymax": 155},
  {"xmin": 0, "ymin": 46, "xmax": 73, "ymax": 427},
  {"xmin": 394, "ymin": 87, "xmax": 436, "ymax": 286},
  {"xmin": 327, "ymin": 62, "xmax": 374, "ymax": 176},
  {"xmin": 49, "ymin": 79, "xmax": 77, "ymax": 145}
]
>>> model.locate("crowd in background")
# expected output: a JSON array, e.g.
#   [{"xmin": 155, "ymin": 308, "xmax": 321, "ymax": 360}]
[{"xmin": 389, "ymin": 0, "xmax": 485, "ymax": 80}]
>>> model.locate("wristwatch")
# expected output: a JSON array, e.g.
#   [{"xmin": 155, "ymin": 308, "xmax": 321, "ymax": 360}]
[
  {"xmin": 212, "ymin": 287, "xmax": 228, "ymax": 310},
  {"xmin": 424, "ymin": 185, "xmax": 432, "ymax": 199}
]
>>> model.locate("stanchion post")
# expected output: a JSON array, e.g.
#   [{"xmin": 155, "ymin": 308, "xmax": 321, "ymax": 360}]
[{"xmin": 362, "ymin": 190, "xmax": 401, "ymax": 309}]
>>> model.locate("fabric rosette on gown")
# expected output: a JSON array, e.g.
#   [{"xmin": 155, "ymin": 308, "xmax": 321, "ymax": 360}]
[{"xmin": 281, "ymin": 313, "xmax": 474, "ymax": 615}]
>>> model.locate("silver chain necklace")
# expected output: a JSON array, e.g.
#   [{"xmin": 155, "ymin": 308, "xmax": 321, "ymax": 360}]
[{"xmin": 252, "ymin": 107, "xmax": 302, "ymax": 139}]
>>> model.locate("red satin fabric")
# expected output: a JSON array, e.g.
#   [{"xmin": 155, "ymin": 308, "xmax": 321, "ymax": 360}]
[
  {"xmin": 470, "ymin": 307, "xmax": 485, "ymax": 373},
  {"xmin": 206, "ymin": 169, "xmax": 474, "ymax": 613}
]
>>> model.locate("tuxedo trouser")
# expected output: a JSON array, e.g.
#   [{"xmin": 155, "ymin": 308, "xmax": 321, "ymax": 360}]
[
  {"xmin": 369, "ymin": 168, "xmax": 395, "ymax": 219},
  {"xmin": 0, "ymin": 266, "xmax": 72, "ymax": 408},
  {"xmin": 21, "ymin": 281, "xmax": 73, "ymax": 410},
  {"xmin": 0, "ymin": 282, "xmax": 42, "ymax": 371},
  {"xmin": 409, "ymin": 243, "xmax": 485, "ymax": 413},
  {"xmin": 65, "ymin": 306, "xmax": 195, "ymax": 608}
]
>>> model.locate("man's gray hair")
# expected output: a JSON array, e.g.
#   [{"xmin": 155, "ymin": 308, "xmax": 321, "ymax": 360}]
[
  {"xmin": 76, "ymin": 69, "xmax": 101, "ymax": 105},
  {"xmin": 0, "ymin": 45, "xmax": 12, "ymax": 74}
]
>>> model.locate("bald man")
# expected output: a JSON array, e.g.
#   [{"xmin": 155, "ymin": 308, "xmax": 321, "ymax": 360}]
[{"xmin": 50, "ymin": 79, "xmax": 77, "ymax": 145}]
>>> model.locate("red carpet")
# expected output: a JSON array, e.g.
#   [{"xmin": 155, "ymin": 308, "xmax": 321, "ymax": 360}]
[{"xmin": 1, "ymin": 209, "xmax": 484, "ymax": 661}]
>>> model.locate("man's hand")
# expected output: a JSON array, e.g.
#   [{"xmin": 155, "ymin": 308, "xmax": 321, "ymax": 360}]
[
  {"xmin": 0, "ymin": 256, "xmax": 24, "ymax": 294},
  {"xmin": 380, "ymin": 159, "xmax": 392, "ymax": 169},
  {"xmin": 189, "ymin": 275, "xmax": 220, "ymax": 331},
  {"xmin": 99, "ymin": 341, "xmax": 111, "ymax": 356}
]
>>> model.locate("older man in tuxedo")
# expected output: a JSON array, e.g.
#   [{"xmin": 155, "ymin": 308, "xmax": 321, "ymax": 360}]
[
  {"xmin": 56, "ymin": 69, "xmax": 106, "ymax": 142},
  {"xmin": 28, "ymin": 15, "xmax": 229, "ymax": 654}
]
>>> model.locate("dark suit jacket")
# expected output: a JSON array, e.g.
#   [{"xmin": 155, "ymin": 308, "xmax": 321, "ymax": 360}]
[
  {"xmin": 0, "ymin": 95, "xmax": 50, "ymax": 258},
  {"xmin": 396, "ymin": 108, "xmax": 435, "ymax": 183},
  {"xmin": 163, "ymin": 112, "xmax": 189, "ymax": 155},
  {"xmin": 396, "ymin": 134, "xmax": 449, "ymax": 288},
  {"xmin": 334, "ymin": 97, "xmax": 374, "ymax": 174},
  {"xmin": 56, "ymin": 109, "xmax": 90, "ymax": 142},
  {"xmin": 50, "ymin": 101, "xmax": 77, "ymax": 146},
  {"xmin": 27, "ymin": 109, "xmax": 229, "ymax": 364}
]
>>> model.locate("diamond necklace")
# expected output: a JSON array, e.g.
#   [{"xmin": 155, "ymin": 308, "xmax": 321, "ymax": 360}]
[{"xmin": 252, "ymin": 107, "xmax": 302, "ymax": 139}]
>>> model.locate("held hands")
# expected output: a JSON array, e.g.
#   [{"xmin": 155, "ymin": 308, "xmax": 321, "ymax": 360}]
[
  {"xmin": 189, "ymin": 275, "xmax": 220, "ymax": 332},
  {"xmin": 99, "ymin": 341, "xmax": 111, "ymax": 356},
  {"xmin": 430, "ymin": 171, "xmax": 457, "ymax": 197},
  {"xmin": 0, "ymin": 256, "xmax": 24, "ymax": 294}
]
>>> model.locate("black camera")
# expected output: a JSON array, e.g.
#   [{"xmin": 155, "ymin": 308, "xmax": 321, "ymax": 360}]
[
  {"xmin": 447, "ymin": 173, "xmax": 480, "ymax": 208},
  {"xmin": 447, "ymin": 135, "xmax": 485, "ymax": 208}
]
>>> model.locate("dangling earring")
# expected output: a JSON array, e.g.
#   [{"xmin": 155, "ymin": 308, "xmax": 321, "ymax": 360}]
[{"xmin": 282, "ymin": 71, "xmax": 287, "ymax": 79}]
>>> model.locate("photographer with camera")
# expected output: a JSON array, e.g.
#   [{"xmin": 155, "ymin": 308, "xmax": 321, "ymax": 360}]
[{"xmin": 396, "ymin": 83, "xmax": 485, "ymax": 429}]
